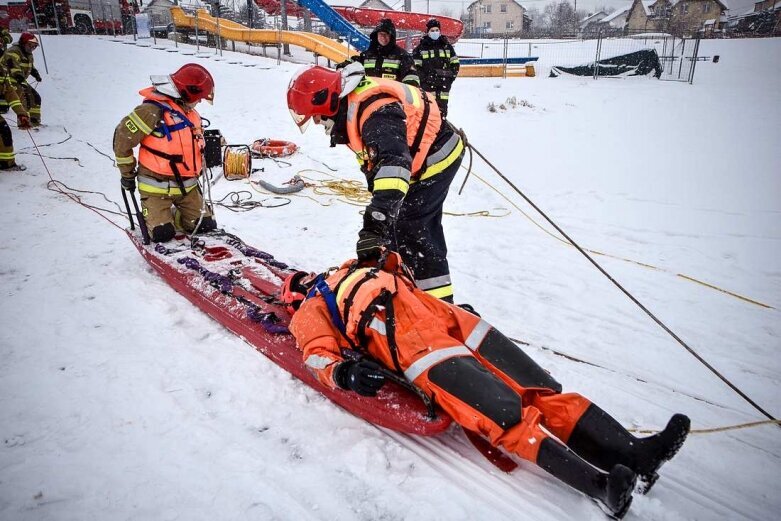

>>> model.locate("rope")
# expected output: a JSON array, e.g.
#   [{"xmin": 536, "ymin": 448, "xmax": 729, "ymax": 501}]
[
  {"xmin": 213, "ymin": 190, "xmax": 291, "ymax": 212},
  {"xmin": 465, "ymin": 143, "xmax": 779, "ymax": 427},
  {"xmin": 25, "ymin": 130, "xmax": 125, "ymax": 231},
  {"xmin": 462, "ymin": 167, "xmax": 774, "ymax": 310},
  {"xmin": 222, "ymin": 146, "xmax": 251, "ymax": 180},
  {"xmin": 630, "ymin": 420, "xmax": 781, "ymax": 435},
  {"xmin": 291, "ymin": 169, "xmax": 509, "ymax": 217},
  {"xmin": 508, "ymin": 336, "xmax": 778, "ymax": 436}
]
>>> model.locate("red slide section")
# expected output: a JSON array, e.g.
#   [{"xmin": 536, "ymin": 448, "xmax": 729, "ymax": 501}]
[{"xmin": 254, "ymin": 1, "xmax": 464, "ymax": 42}]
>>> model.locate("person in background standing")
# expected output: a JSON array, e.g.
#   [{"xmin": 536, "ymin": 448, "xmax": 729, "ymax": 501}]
[{"xmin": 413, "ymin": 19, "xmax": 460, "ymax": 118}]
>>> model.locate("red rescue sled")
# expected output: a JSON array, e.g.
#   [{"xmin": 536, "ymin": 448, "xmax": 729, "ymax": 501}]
[{"xmin": 127, "ymin": 229, "xmax": 452, "ymax": 436}]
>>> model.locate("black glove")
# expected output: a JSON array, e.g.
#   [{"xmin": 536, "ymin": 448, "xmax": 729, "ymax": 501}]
[
  {"xmin": 356, "ymin": 230, "xmax": 383, "ymax": 263},
  {"xmin": 32, "ymin": 72, "xmax": 42, "ymax": 82},
  {"xmin": 335, "ymin": 59, "xmax": 354, "ymax": 69},
  {"xmin": 334, "ymin": 360, "xmax": 387, "ymax": 396},
  {"xmin": 121, "ymin": 177, "xmax": 136, "ymax": 192}
]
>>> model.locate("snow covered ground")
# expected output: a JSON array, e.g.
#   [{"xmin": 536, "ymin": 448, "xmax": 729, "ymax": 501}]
[{"xmin": 0, "ymin": 35, "xmax": 779, "ymax": 520}]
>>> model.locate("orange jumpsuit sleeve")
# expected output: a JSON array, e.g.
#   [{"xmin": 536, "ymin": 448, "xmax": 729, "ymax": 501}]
[{"xmin": 289, "ymin": 297, "xmax": 346, "ymax": 389}]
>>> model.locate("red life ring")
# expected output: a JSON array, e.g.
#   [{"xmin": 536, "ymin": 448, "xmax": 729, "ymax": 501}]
[{"xmin": 252, "ymin": 139, "xmax": 298, "ymax": 158}]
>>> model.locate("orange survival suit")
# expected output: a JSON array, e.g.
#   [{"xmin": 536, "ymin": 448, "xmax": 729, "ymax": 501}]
[{"xmin": 289, "ymin": 253, "xmax": 592, "ymax": 462}]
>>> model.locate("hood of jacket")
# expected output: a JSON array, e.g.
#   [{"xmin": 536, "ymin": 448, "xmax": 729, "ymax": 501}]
[{"xmin": 369, "ymin": 18, "xmax": 397, "ymax": 50}]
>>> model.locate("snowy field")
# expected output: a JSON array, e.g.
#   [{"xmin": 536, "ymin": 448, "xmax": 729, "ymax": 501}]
[{"xmin": 0, "ymin": 35, "xmax": 779, "ymax": 520}]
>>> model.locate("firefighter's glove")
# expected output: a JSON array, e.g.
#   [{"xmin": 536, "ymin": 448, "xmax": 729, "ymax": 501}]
[
  {"xmin": 121, "ymin": 177, "xmax": 136, "ymax": 192},
  {"xmin": 17, "ymin": 114, "xmax": 30, "ymax": 130},
  {"xmin": 32, "ymin": 72, "xmax": 42, "ymax": 83},
  {"xmin": 334, "ymin": 360, "xmax": 386, "ymax": 397},
  {"xmin": 356, "ymin": 230, "xmax": 384, "ymax": 263}
]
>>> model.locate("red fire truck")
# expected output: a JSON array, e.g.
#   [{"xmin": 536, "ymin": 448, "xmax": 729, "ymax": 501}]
[{"xmin": 0, "ymin": 0, "xmax": 139, "ymax": 34}]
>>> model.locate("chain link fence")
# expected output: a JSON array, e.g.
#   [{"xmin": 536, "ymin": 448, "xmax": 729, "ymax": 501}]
[{"xmin": 454, "ymin": 30, "xmax": 701, "ymax": 83}]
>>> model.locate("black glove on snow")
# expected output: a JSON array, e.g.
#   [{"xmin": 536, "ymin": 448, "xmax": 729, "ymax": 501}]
[
  {"xmin": 32, "ymin": 72, "xmax": 42, "ymax": 82},
  {"xmin": 121, "ymin": 177, "xmax": 136, "ymax": 192},
  {"xmin": 356, "ymin": 230, "xmax": 384, "ymax": 263},
  {"xmin": 334, "ymin": 360, "xmax": 387, "ymax": 396}
]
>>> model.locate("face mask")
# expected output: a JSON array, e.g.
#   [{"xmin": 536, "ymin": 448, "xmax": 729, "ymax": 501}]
[{"xmin": 428, "ymin": 30, "xmax": 441, "ymax": 40}]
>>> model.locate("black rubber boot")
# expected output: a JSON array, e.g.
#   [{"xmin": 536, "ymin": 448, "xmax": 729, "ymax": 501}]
[
  {"xmin": 536, "ymin": 437, "xmax": 636, "ymax": 519},
  {"xmin": 567, "ymin": 405, "xmax": 691, "ymax": 494}
]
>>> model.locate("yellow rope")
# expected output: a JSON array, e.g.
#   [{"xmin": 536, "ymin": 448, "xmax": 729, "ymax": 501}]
[
  {"xmin": 467, "ymin": 169, "xmax": 774, "ymax": 310},
  {"xmin": 291, "ymin": 169, "xmax": 509, "ymax": 217},
  {"xmin": 223, "ymin": 148, "xmax": 250, "ymax": 180},
  {"xmin": 629, "ymin": 419, "xmax": 781, "ymax": 435}
]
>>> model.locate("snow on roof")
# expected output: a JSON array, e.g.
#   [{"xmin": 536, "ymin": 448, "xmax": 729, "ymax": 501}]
[
  {"xmin": 704, "ymin": 18, "xmax": 716, "ymax": 24},
  {"xmin": 580, "ymin": 11, "xmax": 607, "ymax": 23},
  {"xmin": 641, "ymin": 1, "xmax": 654, "ymax": 16},
  {"xmin": 602, "ymin": 6, "xmax": 630, "ymax": 22}
]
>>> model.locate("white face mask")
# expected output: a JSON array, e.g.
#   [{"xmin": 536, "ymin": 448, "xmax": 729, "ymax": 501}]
[{"xmin": 429, "ymin": 30, "xmax": 441, "ymax": 40}]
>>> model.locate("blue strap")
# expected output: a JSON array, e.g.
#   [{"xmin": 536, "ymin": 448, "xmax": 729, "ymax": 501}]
[
  {"xmin": 306, "ymin": 275, "xmax": 347, "ymax": 336},
  {"xmin": 142, "ymin": 99, "xmax": 195, "ymax": 142}
]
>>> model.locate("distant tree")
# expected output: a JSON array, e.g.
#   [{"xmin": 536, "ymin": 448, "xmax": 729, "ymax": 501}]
[
  {"xmin": 436, "ymin": 6, "xmax": 455, "ymax": 18},
  {"xmin": 543, "ymin": 0, "xmax": 577, "ymax": 37}
]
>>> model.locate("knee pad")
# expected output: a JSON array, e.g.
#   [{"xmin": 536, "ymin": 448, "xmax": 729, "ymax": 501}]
[
  {"xmin": 198, "ymin": 216, "xmax": 217, "ymax": 233},
  {"xmin": 151, "ymin": 222, "xmax": 176, "ymax": 243},
  {"xmin": 0, "ymin": 120, "xmax": 12, "ymax": 147}
]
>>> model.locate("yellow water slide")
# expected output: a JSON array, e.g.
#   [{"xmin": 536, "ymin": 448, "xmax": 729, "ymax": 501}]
[{"xmin": 170, "ymin": 7, "xmax": 358, "ymax": 63}]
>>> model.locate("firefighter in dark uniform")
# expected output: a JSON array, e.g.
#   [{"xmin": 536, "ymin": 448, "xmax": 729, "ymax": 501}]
[
  {"xmin": 3, "ymin": 32, "xmax": 42, "ymax": 127},
  {"xmin": 351, "ymin": 18, "xmax": 419, "ymax": 86},
  {"xmin": 0, "ymin": 27, "xmax": 12, "ymax": 53},
  {"xmin": 287, "ymin": 63, "xmax": 464, "ymax": 302},
  {"xmin": 0, "ymin": 61, "xmax": 31, "ymax": 171},
  {"xmin": 413, "ymin": 19, "xmax": 460, "ymax": 118}
]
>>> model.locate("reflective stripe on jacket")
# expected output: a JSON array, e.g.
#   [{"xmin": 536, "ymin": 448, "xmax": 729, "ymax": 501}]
[{"xmin": 136, "ymin": 87, "xmax": 203, "ymax": 179}]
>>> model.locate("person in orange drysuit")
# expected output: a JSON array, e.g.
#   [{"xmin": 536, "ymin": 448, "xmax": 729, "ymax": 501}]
[{"xmin": 284, "ymin": 253, "xmax": 690, "ymax": 519}]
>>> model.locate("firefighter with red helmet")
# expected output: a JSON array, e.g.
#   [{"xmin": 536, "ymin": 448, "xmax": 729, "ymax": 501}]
[
  {"xmin": 287, "ymin": 63, "xmax": 465, "ymax": 302},
  {"xmin": 113, "ymin": 63, "xmax": 217, "ymax": 243},
  {"xmin": 2, "ymin": 32, "xmax": 42, "ymax": 128},
  {"xmin": 282, "ymin": 254, "xmax": 691, "ymax": 519}
]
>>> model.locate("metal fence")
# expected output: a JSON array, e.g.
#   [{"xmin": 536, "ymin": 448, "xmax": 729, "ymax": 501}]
[{"xmin": 454, "ymin": 30, "xmax": 701, "ymax": 83}]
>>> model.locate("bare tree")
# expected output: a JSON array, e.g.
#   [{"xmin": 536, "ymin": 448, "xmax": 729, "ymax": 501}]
[{"xmin": 543, "ymin": 1, "xmax": 577, "ymax": 37}]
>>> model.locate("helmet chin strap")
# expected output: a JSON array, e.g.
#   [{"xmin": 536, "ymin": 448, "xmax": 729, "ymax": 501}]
[{"xmin": 321, "ymin": 117, "xmax": 335, "ymax": 135}]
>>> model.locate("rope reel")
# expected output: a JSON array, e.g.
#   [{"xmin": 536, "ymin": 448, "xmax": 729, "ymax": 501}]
[
  {"xmin": 251, "ymin": 138, "xmax": 298, "ymax": 158},
  {"xmin": 222, "ymin": 145, "xmax": 252, "ymax": 181}
]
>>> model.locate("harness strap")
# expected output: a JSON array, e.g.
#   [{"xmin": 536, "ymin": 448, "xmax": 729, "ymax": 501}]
[
  {"xmin": 409, "ymin": 90, "xmax": 432, "ymax": 175},
  {"xmin": 140, "ymin": 144, "xmax": 189, "ymax": 194},
  {"xmin": 307, "ymin": 277, "xmax": 347, "ymax": 337},
  {"xmin": 381, "ymin": 289, "xmax": 404, "ymax": 374},
  {"xmin": 142, "ymin": 99, "xmax": 195, "ymax": 142}
]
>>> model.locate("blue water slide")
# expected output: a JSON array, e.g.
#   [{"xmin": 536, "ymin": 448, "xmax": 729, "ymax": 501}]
[{"xmin": 296, "ymin": 0, "xmax": 370, "ymax": 51}]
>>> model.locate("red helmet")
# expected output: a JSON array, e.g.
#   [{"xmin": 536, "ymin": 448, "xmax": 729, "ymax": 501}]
[
  {"xmin": 280, "ymin": 271, "xmax": 314, "ymax": 314},
  {"xmin": 287, "ymin": 65, "xmax": 342, "ymax": 132},
  {"xmin": 19, "ymin": 32, "xmax": 39, "ymax": 48},
  {"xmin": 171, "ymin": 63, "xmax": 215, "ymax": 104}
]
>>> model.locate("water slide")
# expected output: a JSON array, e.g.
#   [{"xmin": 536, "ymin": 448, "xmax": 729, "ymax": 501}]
[
  {"xmin": 170, "ymin": 7, "xmax": 357, "ymax": 63},
  {"xmin": 170, "ymin": 7, "xmax": 533, "ymax": 77},
  {"xmin": 254, "ymin": 0, "xmax": 465, "ymax": 48}
]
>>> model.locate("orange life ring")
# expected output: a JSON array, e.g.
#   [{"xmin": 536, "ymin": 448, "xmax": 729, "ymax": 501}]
[{"xmin": 251, "ymin": 139, "xmax": 298, "ymax": 158}]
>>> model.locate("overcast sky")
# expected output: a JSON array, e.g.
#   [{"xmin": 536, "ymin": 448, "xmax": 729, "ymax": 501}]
[{"xmin": 402, "ymin": 0, "xmax": 756, "ymax": 17}]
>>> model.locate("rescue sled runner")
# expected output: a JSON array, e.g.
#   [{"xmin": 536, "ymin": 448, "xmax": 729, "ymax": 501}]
[{"xmin": 127, "ymin": 228, "xmax": 452, "ymax": 436}]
